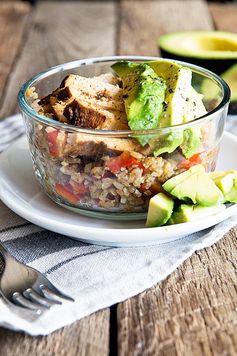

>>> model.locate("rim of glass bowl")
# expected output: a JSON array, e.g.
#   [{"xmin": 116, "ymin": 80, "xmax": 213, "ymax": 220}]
[{"xmin": 18, "ymin": 56, "xmax": 230, "ymax": 137}]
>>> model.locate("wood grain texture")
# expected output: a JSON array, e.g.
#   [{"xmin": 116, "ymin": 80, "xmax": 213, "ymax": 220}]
[
  {"xmin": 118, "ymin": 0, "xmax": 213, "ymax": 56},
  {"xmin": 0, "ymin": 310, "xmax": 110, "ymax": 356},
  {"xmin": 117, "ymin": 1, "xmax": 237, "ymax": 355},
  {"xmin": 0, "ymin": 0, "xmax": 116, "ymax": 119},
  {"xmin": 0, "ymin": 2, "xmax": 30, "ymax": 101},
  {"xmin": 209, "ymin": 3, "xmax": 237, "ymax": 33},
  {"xmin": 0, "ymin": 1, "xmax": 115, "ymax": 355},
  {"xmin": 117, "ymin": 229, "xmax": 237, "ymax": 356}
]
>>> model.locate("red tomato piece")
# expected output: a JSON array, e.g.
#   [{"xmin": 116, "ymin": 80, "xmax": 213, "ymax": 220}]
[
  {"xmin": 178, "ymin": 152, "xmax": 203, "ymax": 170},
  {"xmin": 69, "ymin": 180, "xmax": 89, "ymax": 194},
  {"xmin": 47, "ymin": 130, "xmax": 59, "ymax": 157},
  {"xmin": 55, "ymin": 183, "xmax": 81, "ymax": 203},
  {"xmin": 106, "ymin": 152, "xmax": 144, "ymax": 173}
]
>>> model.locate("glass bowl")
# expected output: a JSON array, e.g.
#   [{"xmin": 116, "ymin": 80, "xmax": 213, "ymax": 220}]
[{"xmin": 18, "ymin": 56, "xmax": 230, "ymax": 220}]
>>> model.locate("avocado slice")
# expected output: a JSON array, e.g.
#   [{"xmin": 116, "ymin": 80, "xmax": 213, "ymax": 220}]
[
  {"xmin": 209, "ymin": 170, "xmax": 237, "ymax": 194},
  {"xmin": 163, "ymin": 164, "xmax": 224, "ymax": 206},
  {"xmin": 163, "ymin": 164, "xmax": 204, "ymax": 192},
  {"xmin": 158, "ymin": 31, "xmax": 237, "ymax": 74},
  {"xmin": 151, "ymin": 130, "xmax": 183, "ymax": 157},
  {"xmin": 210, "ymin": 170, "xmax": 237, "ymax": 203},
  {"xmin": 183, "ymin": 87, "xmax": 207, "ymax": 122},
  {"xmin": 145, "ymin": 192, "xmax": 174, "ymax": 227},
  {"xmin": 169, "ymin": 203, "xmax": 226, "ymax": 224},
  {"xmin": 180, "ymin": 87, "xmax": 207, "ymax": 158},
  {"xmin": 180, "ymin": 128, "xmax": 201, "ymax": 159},
  {"xmin": 111, "ymin": 61, "xmax": 166, "ymax": 145},
  {"xmin": 147, "ymin": 60, "xmax": 192, "ymax": 127},
  {"xmin": 148, "ymin": 61, "xmax": 205, "ymax": 157},
  {"xmin": 225, "ymin": 184, "xmax": 237, "ymax": 203},
  {"xmin": 147, "ymin": 60, "xmax": 194, "ymax": 156}
]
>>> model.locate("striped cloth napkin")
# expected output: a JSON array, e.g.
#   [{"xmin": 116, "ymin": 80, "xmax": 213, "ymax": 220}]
[{"xmin": 0, "ymin": 114, "xmax": 237, "ymax": 335}]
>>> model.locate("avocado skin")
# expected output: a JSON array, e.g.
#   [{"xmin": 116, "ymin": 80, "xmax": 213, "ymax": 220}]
[{"xmin": 159, "ymin": 48, "xmax": 235, "ymax": 75}]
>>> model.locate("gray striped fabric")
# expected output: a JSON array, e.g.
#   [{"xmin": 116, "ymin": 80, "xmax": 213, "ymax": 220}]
[{"xmin": 0, "ymin": 114, "xmax": 237, "ymax": 335}]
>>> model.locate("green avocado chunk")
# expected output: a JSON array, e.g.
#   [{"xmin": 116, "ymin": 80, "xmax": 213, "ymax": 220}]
[
  {"xmin": 183, "ymin": 87, "xmax": 207, "ymax": 123},
  {"xmin": 210, "ymin": 170, "xmax": 237, "ymax": 203},
  {"xmin": 152, "ymin": 130, "xmax": 183, "ymax": 157},
  {"xmin": 225, "ymin": 184, "xmax": 237, "ymax": 203},
  {"xmin": 163, "ymin": 164, "xmax": 224, "ymax": 206},
  {"xmin": 163, "ymin": 164, "xmax": 204, "ymax": 192},
  {"xmin": 209, "ymin": 170, "xmax": 237, "ymax": 194},
  {"xmin": 180, "ymin": 128, "xmax": 201, "ymax": 159},
  {"xmin": 146, "ymin": 192, "xmax": 174, "ymax": 227},
  {"xmin": 169, "ymin": 203, "xmax": 226, "ymax": 224},
  {"xmin": 148, "ymin": 61, "xmax": 205, "ymax": 157},
  {"xmin": 180, "ymin": 87, "xmax": 207, "ymax": 158},
  {"xmin": 111, "ymin": 61, "xmax": 166, "ymax": 145},
  {"xmin": 147, "ymin": 60, "xmax": 192, "ymax": 127}
]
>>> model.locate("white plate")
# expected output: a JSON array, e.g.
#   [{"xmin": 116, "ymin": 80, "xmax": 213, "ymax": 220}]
[{"xmin": 0, "ymin": 132, "xmax": 237, "ymax": 247}]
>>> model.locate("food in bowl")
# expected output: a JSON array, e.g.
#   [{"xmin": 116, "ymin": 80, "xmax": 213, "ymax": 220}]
[
  {"xmin": 18, "ymin": 57, "xmax": 230, "ymax": 219},
  {"xmin": 145, "ymin": 165, "xmax": 237, "ymax": 228}
]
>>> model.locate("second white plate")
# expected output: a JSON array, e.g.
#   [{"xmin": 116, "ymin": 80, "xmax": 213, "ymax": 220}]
[{"xmin": 0, "ymin": 132, "xmax": 237, "ymax": 247}]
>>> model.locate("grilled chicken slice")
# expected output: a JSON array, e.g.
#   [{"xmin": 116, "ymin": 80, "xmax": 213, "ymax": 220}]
[
  {"xmin": 39, "ymin": 73, "xmax": 149, "ymax": 156},
  {"xmin": 39, "ymin": 73, "xmax": 126, "ymax": 128}
]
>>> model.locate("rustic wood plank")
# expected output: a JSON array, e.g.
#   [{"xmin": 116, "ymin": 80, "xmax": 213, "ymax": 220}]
[
  {"xmin": 118, "ymin": 0, "xmax": 213, "ymax": 56},
  {"xmin": 0, "ymin": 1, "xmax": 116, "ymax": 354},
  {"xmin": 0, "ymin": 0, "xmax": 116, "ymax": 119},
  {"xmin": 0, "ymin": 2, "xmax": 30, "ymax": 103},
  {"xmin": 0, "ymin": 310, "xmax": 110, "ymax": 356},
  {"xmin": 117, "ymin": 229, "xmax": 237, "ymax": 356},
  {"xmin": 209, "ymin": 3, "xmax": 237, "ymax": 33},
  {"xmin": 117, "ymin": 1, "xmax": 237, "ymax": 355}
]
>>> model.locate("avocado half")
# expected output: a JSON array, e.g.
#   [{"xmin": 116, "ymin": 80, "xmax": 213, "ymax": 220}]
[{"xmin": 159, "ymin": 31, "xmax": 237, "ymax": 75}]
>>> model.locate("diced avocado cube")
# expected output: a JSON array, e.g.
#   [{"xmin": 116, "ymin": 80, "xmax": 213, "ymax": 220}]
[
  {"xmin": 146, "ymin": 192, "xmax": 174, "ymax": 227},
  {"xmin": 209, "ymin": 170, "xmax": 237, "ymax": 194}
]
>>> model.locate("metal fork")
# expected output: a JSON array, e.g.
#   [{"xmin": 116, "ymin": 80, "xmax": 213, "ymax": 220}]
[{"xmin": 0, "ymin": 242, "xmax": 74, "ymax": 314}]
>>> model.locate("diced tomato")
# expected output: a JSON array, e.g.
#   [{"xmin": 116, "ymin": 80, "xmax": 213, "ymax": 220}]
[
  {"xmin": 69, "ymin": 179, "xmax": 89, "ymax": 194},
  {"xmin": 47, "ymin": 130, "xmax": 59, "ymax": 157},
  {"xmin": 55, "ymin": 183, "xmax": 81, "ymax": 203},
  {"xmin": 106, "ymin": 152, "xmax": 144, "ymax": 173},
  {"xmin": 178, "ymin": 152, "xmax": 203, "ymax": 170}
]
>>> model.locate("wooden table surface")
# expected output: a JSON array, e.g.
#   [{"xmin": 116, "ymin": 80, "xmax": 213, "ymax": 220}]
[{"xmin": 0, "ymin": 1, "xmax": 236, "ymax": 355}]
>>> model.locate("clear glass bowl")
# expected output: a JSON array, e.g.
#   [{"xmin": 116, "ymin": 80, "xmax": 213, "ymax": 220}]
[{"xmin": 18, "ymin": 56, "xmax": 230, "ymax": 220}]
